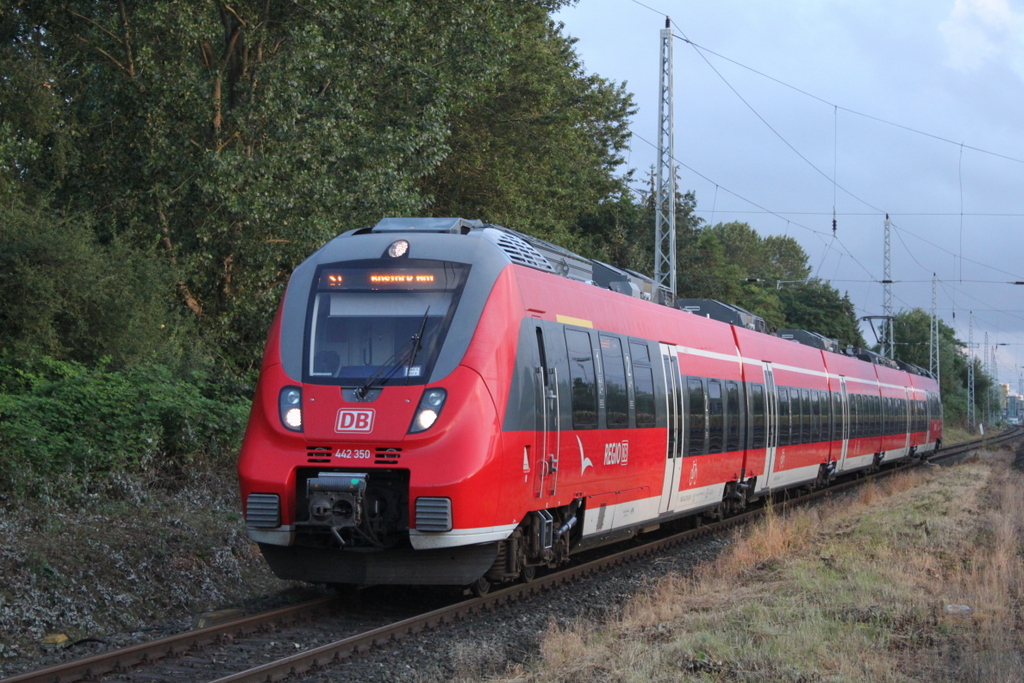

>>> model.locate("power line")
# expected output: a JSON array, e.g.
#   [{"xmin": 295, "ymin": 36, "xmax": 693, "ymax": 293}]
[
  {"xmin": 611, "ymin": 0, "xmax": 1024, "ymax": 167},
  {"xmin": 691, "ymin": 210, "xmax": 1024, "ymax": 217},
  {"xmin": 668, "ymin": 32, "xmax": 885, "ymax": 215}
]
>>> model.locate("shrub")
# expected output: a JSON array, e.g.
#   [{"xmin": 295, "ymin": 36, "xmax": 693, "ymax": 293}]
[{"xmin": 0, "ymin": 356, "xmax": 250, "ymax": 495}]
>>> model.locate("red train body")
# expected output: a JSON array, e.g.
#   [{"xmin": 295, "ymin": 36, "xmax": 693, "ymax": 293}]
[{"xmin": 238, "ymin": 218, "xmax": 942, "ymax": 588}]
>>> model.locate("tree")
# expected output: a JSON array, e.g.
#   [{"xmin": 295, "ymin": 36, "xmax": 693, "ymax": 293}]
[
  {"xmin": 889, "ymin": 308, "xmax": 996, "ymax": 427},
  {"xmin": 1, "ymin": 0, "xmax": 596, "ymax": 370},
  {"xmin": 421, "ymin": 11, "xmax": 636, "ymax": 249},
  {"xmin": 0, "ymin": 198, "xmax": 185, "ymax": 367},
  {"xmin": 778, "ymin": 280, "xmax": 865, "ymax": 348}
]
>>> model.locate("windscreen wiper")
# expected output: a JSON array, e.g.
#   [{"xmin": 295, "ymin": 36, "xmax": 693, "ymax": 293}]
[
  {"xmin": 354, "ymin": 308, "xmax": 430, "ymax": 400},
  {"xmin": 405, "ymin": 307, "xmax": 431, "ymax": 375}
]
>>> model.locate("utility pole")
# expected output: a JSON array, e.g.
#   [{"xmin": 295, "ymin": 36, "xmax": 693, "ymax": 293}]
[
  {"xmin": 654, "ymin": 17, "xmax": 676, "ymax": 306},
  {"xmin": 882, "ymin": 215, "xmax": 894, "ymax": 359},
  {"xmin": 968, "ymin": 313, "xmax": 975, "ymax": 433},
  {"xmin": 930, "ymin": 273, "xmax": 940, "ymax": 387}
]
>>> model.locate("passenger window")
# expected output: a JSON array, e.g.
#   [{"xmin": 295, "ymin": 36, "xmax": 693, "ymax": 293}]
[
  {"xmin": 832, "ymin": 391, "xmax": 842, "ymax": 440},
  {"xmin": 725, "ymin": 381, "xmax": 740, "ymax": 452},
  {"xmin": 687, "ymin": 378, "xmax": 706, "ymax": 455},
  {"xmin": 751, "ymin": 384, "xmax": 766, "ymax": 449},
  {"xmin": 629, "ymin": 341, "xmax": 656, "ymax": 428},
  {"xmin": 790, "ymin": 388, "xmax": 802, "ymax": 444},
  {"xmin": 600, "ymin": 336, "xmax": 628, "ymax": 428},
  {"xmin": 633, "ymin": 366, "xmax": 656, "ymax": 428},
  {"xmin": 853, "ymin": 394, "xmax": 862, "ymax": 439},
  {"xmin": 810, "ymin": 390, "xmax": 820, "ymax": 442},
  {"xmin": 565, "ymin": 329, "xmax": 597, "ymax": 429},
  {"xmin": 820, "ymin": 391, "xmax": 830, "ymax": 441},
  {"xmin": 708, "ymin": 380, "xmax": 724, "ymax": 453},
  {"xmin": 778, "ymin": 388, "xmax": 791, "ymax": 447},
  {"xmin": 798, "ymin": 389, "xmax": 810, "ymax": 443}
]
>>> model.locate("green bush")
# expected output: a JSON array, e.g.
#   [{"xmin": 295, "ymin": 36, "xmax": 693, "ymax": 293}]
[{"xmin": 0, "ymin": 356, "xmax": 251, "ymax": 495}]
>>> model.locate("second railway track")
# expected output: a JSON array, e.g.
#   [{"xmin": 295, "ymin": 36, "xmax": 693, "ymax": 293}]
[{"xmin": 5, "ymin": 427, "xmax": 1019, "ymax": 683}]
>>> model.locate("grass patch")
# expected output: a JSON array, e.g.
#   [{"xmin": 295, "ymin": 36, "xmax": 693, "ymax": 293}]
[{"xmin": 500, "ymin": 448, "xmax": 1024, "ymax": 682}]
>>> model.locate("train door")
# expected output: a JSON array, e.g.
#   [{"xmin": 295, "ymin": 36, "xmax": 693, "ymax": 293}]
[
  {"xmin": 659, "ymin": 344, "xmax": 684, "ymax": 513},
  {"xmin": 838, "ymin": 378, "xmax": 850, "ymax": 470},
  {"xmin": 534, "ymin": 324, "xmax": 560, "ymax": 498},
  {"xmin": 754, "ymin": 363, "xmax": 779, "ymax": 494}
]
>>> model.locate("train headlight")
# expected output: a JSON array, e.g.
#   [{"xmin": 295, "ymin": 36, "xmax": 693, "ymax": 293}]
[
  {"xmin": 279, "ymin": 386, "xmax": 303, "ymax": 432},
  {"xmin": 409, "ymin": 388, "xmax": 447, "ymax": 433},
  {"xmin": 388, "ymin": 240, "xmax": 410, "ymax": 258}
]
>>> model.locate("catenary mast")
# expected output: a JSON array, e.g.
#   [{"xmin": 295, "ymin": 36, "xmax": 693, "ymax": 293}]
[
  {"xmin": 654, "ymin": 17, "xmax": 676, "ymax": 305},
  {"xmin": 882, "ymin": 215, "xmax": 894, "ymax": 359}
]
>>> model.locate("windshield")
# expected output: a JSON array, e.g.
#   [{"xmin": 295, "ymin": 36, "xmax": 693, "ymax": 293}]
[{"xmin": 305, "ymin": 260, "xmax": 469, "ymax": 386}]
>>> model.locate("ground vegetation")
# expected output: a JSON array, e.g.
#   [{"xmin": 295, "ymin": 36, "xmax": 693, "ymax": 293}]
[{"xmin": 497, "ymin": 447, "xmax": 1024, "ymax": 682}]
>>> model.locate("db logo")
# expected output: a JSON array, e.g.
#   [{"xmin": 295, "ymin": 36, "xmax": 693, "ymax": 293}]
[{"xmin": 335, "ymin": 409, "xmax": 375, "ymax": 433}]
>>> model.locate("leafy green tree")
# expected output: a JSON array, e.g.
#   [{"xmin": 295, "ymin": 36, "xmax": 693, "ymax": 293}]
[
  {"xmin": 3, "ymin": 0, "xmax": 580, "ymax": 370},
  {"xmin": 0, "ymin": 198, "xmax": 187, "ymax": 367},
  {"xmin": 888, "ymin": 308, "xmax": 998, "ymax": 427},
  {"xmin": 421, "ymin": 10, "xmax": 635, "ymax": 248},
  {"xmin": 778, "ymin": 280, "xmax": 865, "ymax": 348}
]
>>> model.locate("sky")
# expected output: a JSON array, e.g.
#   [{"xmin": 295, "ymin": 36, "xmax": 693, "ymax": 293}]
[{"xmin": 554, "ymin": 0, "xmax": 1024, "ymax": 389}]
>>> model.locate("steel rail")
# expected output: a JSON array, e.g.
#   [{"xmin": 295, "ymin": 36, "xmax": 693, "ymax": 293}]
[
  {"xmin": 209, "ymin": 426, "xmax": 1024, "ymax": 683},
  {"xmin": 0, "ymin": 597, "xmax": 341, "ymax": 683},
  {"xmin": 5, "ymin": 427, "xmax": 1020, "ymax": 683}
]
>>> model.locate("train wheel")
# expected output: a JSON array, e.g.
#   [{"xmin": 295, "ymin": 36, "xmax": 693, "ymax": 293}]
[
  {"xmin": 470, "ymin": 576, "xmax": 492, "ymax": 597},
  {"xmin": 519, "ymin": 565, "xmax": 537, "ymax": 584}
]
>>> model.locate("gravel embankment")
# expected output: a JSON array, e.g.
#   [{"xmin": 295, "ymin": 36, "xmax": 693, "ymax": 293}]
[{"xmin": 1, "ymin": 479, "xmax": 730, "ymax": 682}]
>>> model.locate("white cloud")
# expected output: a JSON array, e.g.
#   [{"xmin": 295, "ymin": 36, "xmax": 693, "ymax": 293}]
[{"xmin": 939, "ymin": 0, "xmax": 1024, "ymax": 76}]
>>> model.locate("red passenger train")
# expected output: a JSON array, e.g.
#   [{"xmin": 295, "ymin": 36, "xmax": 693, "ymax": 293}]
[{"xmin": 238, "ymin": 217, "xmax": 942, "ymax": 590}]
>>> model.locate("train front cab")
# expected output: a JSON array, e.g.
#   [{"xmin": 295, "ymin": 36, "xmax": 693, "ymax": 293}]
[{"xmin": 239, "ymin": 226, "xmax": 535, "ymax": 586}]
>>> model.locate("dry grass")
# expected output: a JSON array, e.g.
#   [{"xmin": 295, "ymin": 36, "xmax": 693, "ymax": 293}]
[
  {"xmin": 498, "ymin": 447, "xmax": 1024, "ymax": 682},
  {"xmin": 941, "ymin": 425, "xmax": 973, "ymax": 445}
]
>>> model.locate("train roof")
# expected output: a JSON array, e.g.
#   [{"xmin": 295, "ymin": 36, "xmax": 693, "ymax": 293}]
[{"xmin": 293, "ymin": 217, "xmax": 936, "ymax": 384}]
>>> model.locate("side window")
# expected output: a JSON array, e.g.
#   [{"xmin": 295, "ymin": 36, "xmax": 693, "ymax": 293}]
[
  {"xmin": 708, "ymin": 380, "xmax": 724, "ymax": 453},
  {"xmin": 800, "ymin": 389, "xmax": 811, "ymax": 443},
  {"xmin": 851, "ymin": 394, "xmax": 861, "ymax": 439},
  {"xmin": 863, "ymin": 395, "xmax": 871, "ymax": 438},
  {"xmin": 865, "ymin": 395, "xmax": 872, "ymax": 437},
  {"xmin": 629, "ymin": 342, "xmax": 656, "ymax": 428},
  {"xmin": 687, "ymin": 378, "xmax": 706, "ymax": 455},
  {"xmin": 778, "ymin": 387, "xmax": 791, "ymax": 447},
  {"xmin": 832, "ymin": 391, "xmax": 842, "ymax": 440},
  {"xmin": 600, "ymin": 336, "xmax": 628, "ymax": 428},
  {"xmin": 853, "ymin": 394, "xmax": 861, "ymax": 438},
  {"xmin": 820, "ymin": 391, "xmax": 831, "ymax": 442},
  {"xmin": 869, "ymin": 395, "xmax": 877, "ymax": 437},
  {"xmin": 725, "ymin": 381, "xmax": 741, "ymax": 452},
  {"xmin": 810, "ymin": 390, "xmax": 821, "ymax": 442},
  {"xmin": 874, "ymin": 396, "xmax": 882, "ymax": 436},
  {"xmin": 565, "ymin": 329, "xmax": 597, "ymax": 429},
  {"xmin": 751, "ymin": 384, "xmax": 766, "ymax": 449},
  {"xmin": 791, "ymin": 388, "xmax": 803, "ymax": 444}
]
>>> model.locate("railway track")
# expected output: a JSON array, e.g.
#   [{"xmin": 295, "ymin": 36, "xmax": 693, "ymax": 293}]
[{"xmin": 5, "ymin": 426, "xmax": 1020, "ymax": 683}]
